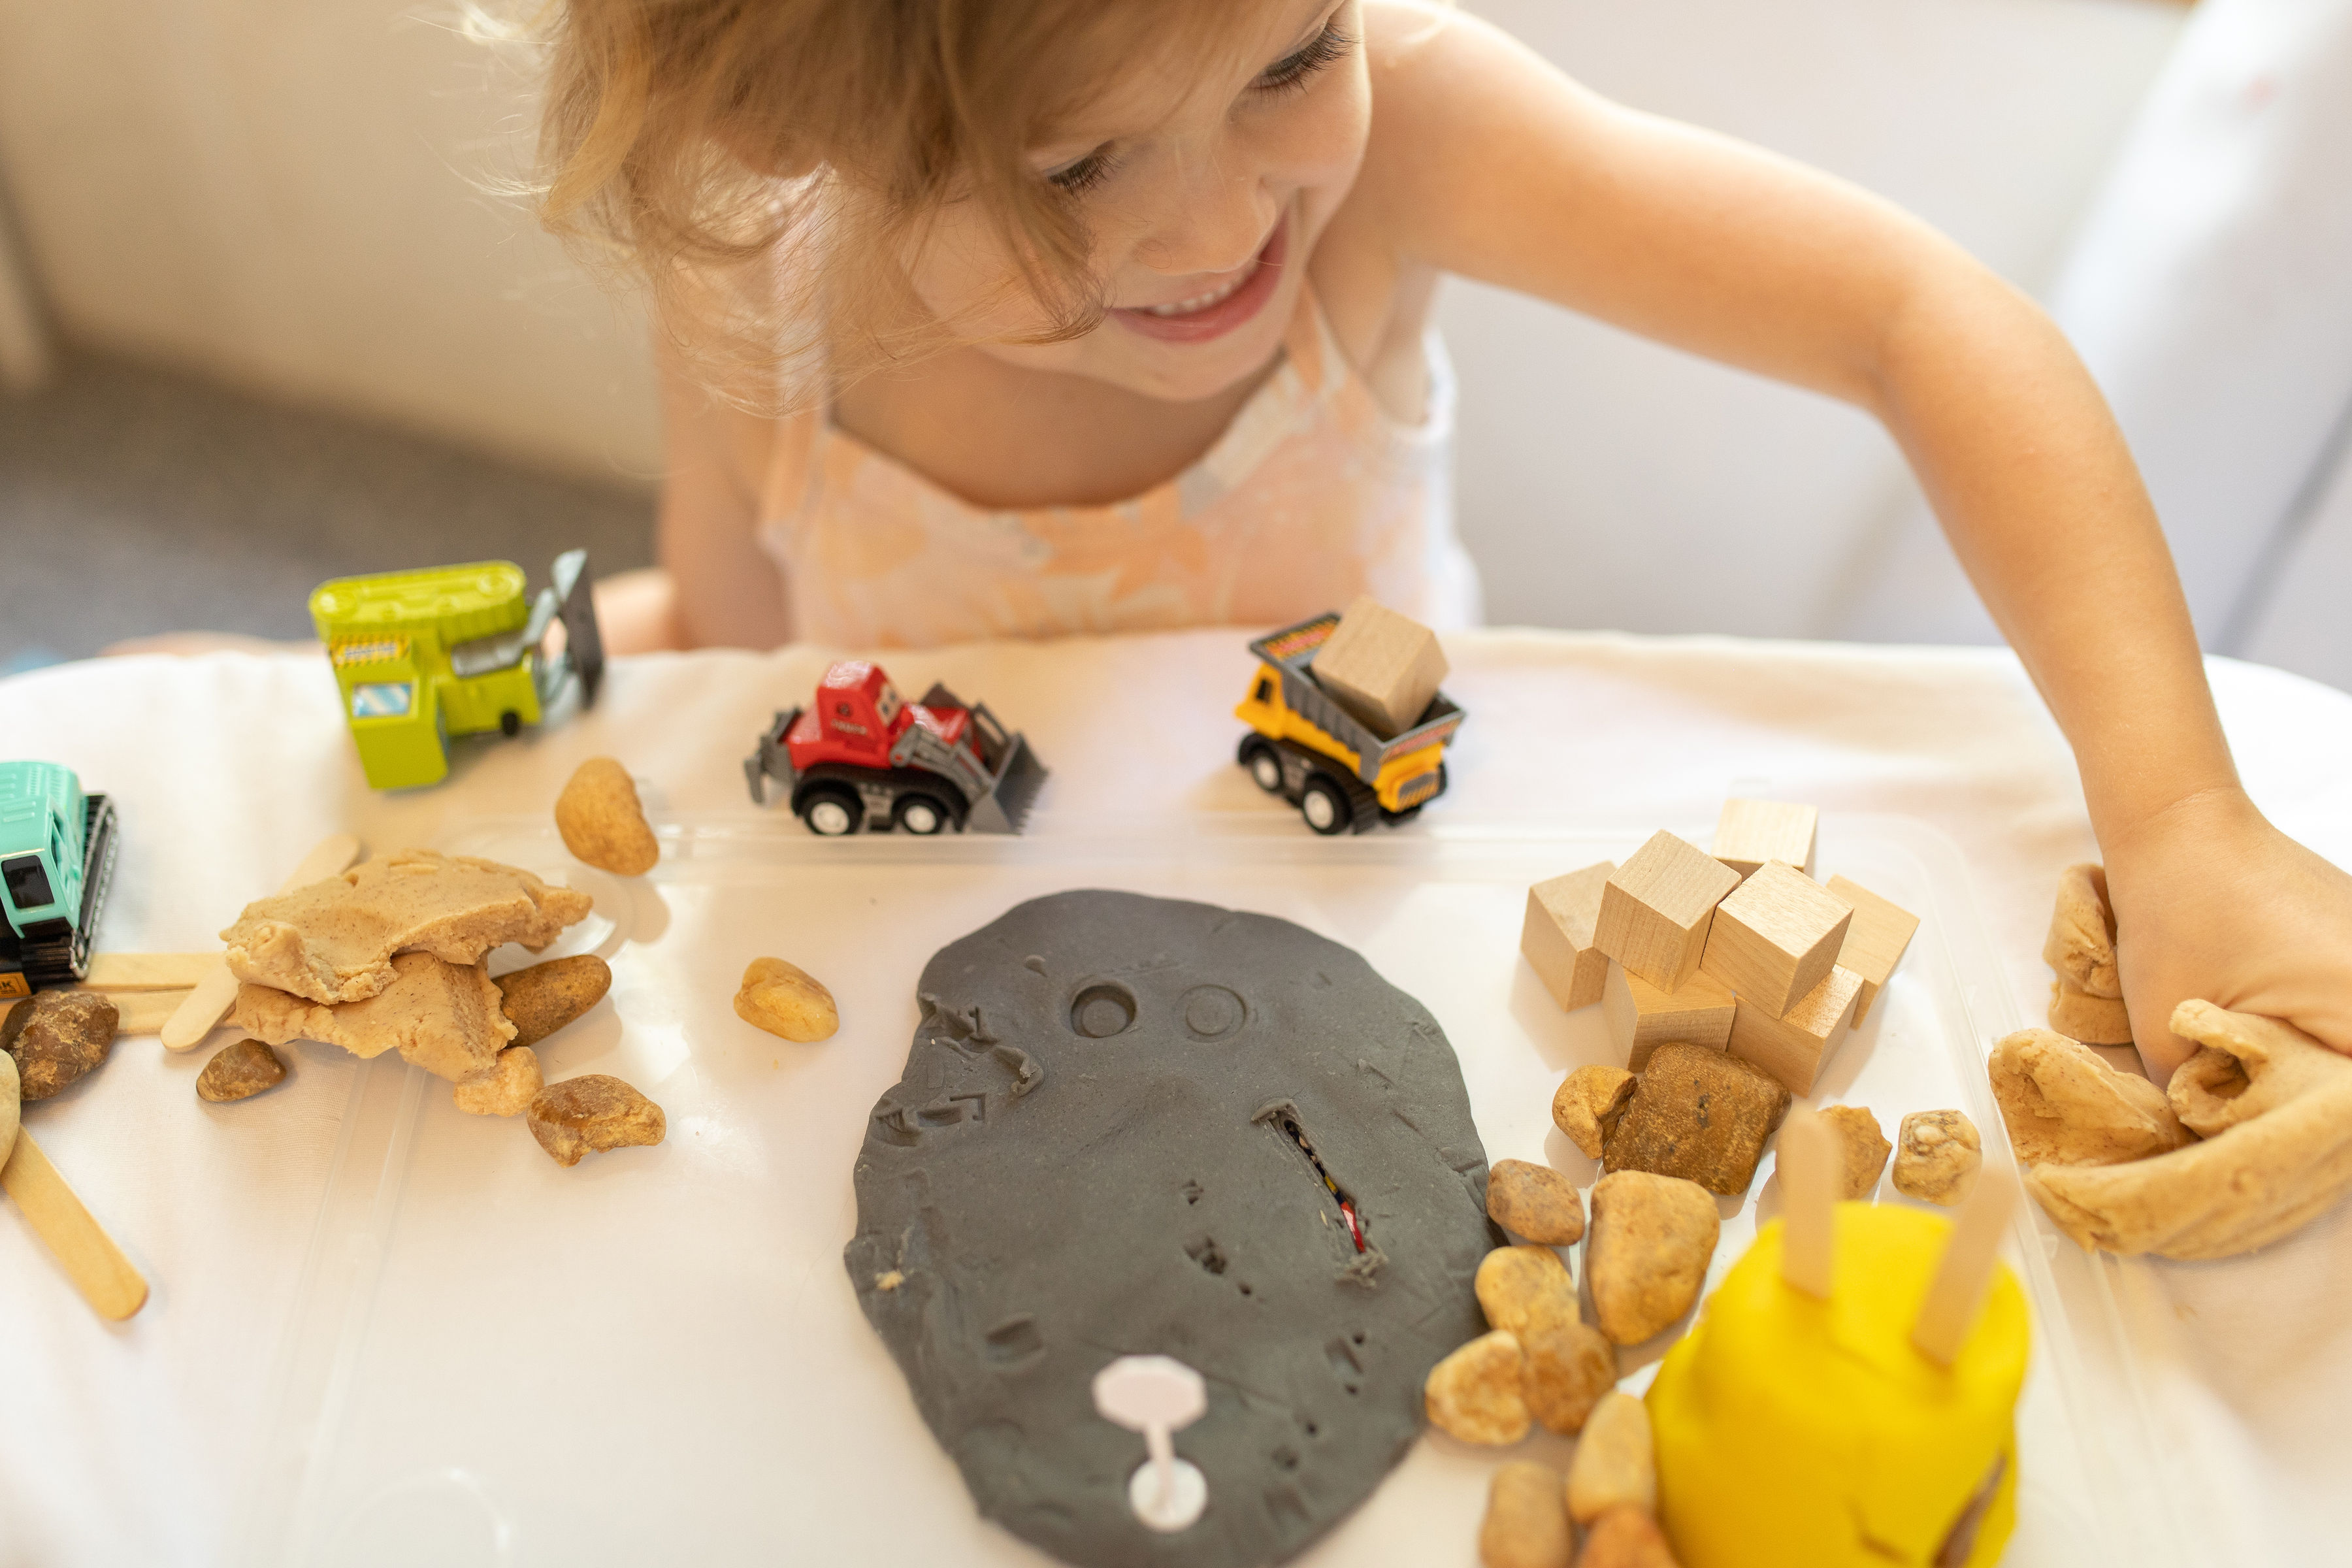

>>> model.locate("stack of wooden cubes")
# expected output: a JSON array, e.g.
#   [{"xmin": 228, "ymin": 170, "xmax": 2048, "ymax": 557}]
[{"xmin": 1520, "ymin": 801, "xmax": 1920, "ymax": 1094}]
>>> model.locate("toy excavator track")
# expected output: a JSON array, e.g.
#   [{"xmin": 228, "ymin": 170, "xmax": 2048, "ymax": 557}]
[{"xmin": 6, "ymin": 794, "xmax": 116, "ymax": 990}]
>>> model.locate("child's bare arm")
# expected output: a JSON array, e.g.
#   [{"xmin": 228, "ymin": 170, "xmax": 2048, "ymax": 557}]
[
  {"xmin": 1360, "ymin": 3, "xmax": 2352, "ymax": 1072},
  {"xmin": 653, "ymin": 338, "xmax": 792, "ymax": 651}
]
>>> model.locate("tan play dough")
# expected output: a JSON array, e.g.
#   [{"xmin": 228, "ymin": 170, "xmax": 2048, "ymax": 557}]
[
  {"xmin": 221, "ymin": 849, "xmax": 593, "ymax": 1005},
  {"xmin": 2026, "ymin": 1002, "xmax": 2352, "ymax": 1259},
  {"xmin": 455, "ymin": 1046, "xmax": 543, "ymax": 1117},
  {"xmin": 1987, "ymin": 1028, "xmax": 2192, "ymax": 1168},
  {"xmin": 2049, "ymin": 981, "xmax": 2132, "ymax": 1045},
  {"xmin": 2042, "ymin": 862, "xmax": 2121, "ymax": 998},
  {"xmin": 233, "ymin": 951, "xmax": 517, "ymax": 1082}
]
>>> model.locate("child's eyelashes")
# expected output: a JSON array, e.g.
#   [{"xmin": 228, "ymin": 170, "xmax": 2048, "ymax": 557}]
[
  {"xmin": 1047, "ymin": 146, "xmax": 1120, "ymax": 197},
  {"xmin": 1255, "ymin": 22, "xmax": 1354, "ymax": 96},
  {"xmin": 1041, "ymin": 19, "xmax": 1352, "ymax": 198}
]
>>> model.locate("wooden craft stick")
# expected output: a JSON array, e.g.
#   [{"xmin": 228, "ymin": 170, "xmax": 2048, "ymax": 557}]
[
  {"xmin": 1, "ymin": 1130, "xmax": 148, "ymax": 1321},
  {"xmin": 1911, "ymin": 1162, "xmax": 2021, "ymax": 1366},
  {"xmin": 1, "ymin": 1050, "xmax": 20, "ymax": 1168},
  {"xmin": 1777, "ymin": 1108, "xmax": 1837, "ymax": 1299},
  {"xmin": 163, "ymin": 832, "xmax": 363, "ymax": 1051},
  {"xmin": 84, "ymin": 989, "xmax": 192, "ymax": 1035},
  {"xmin": 81, "ymin": 953, "xmax": 218, "ymax": 990}
]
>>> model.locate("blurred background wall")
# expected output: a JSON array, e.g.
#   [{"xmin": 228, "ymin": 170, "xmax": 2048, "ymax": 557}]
[{"xmin": 0, "ymin": 0, "xmax": 2343, "ymax": 687}]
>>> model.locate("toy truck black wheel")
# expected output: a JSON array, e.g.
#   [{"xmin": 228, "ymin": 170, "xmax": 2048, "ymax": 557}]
[
  {"xmin": 798, "ymin": 785, "xmax": 863, "ymax": 837},
  {"xmin": 499, "ymin": 710, "xmax": 522, "ymax": 738},
  {"xmin": 1299, "ymin": 776, "xmax": 1352, "ymax": 836},
  {"xmin": 892, "ymin": 792, "xmax": 953, "ymax": 836},
  {"xmin": 1239, "ymin": 738, "xmax": 1285, "ymax": 794}
]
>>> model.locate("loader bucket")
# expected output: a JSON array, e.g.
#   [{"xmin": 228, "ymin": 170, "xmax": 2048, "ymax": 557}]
[{"xmin": 964, "ymin": 733, "xmax": 1047, "ymax": 834}]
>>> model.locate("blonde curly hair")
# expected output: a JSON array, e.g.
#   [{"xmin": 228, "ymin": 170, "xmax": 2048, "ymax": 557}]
[{"xmin": 529, "ymin": 0, "xmax": 1260, "ymax": 409}]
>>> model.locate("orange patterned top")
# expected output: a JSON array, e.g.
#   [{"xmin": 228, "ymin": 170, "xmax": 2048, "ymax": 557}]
[{"xmin": 756, "ymin": 287, "xmax": 1479, "ymax": 648}]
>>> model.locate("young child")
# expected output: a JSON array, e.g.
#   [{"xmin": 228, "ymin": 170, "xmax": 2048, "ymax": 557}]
[{"xmin": 540, "ymin": 0, "xmax": 2351, "ymax": 1077}]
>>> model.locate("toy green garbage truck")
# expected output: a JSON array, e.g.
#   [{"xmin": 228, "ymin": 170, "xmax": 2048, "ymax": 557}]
[
  {"xmin": 310, "ymin": 548, "xmax": 606, "ymax": 791},
  {"xmin": 0, "ymin": 761, "xmax": 118, "ymax": 998}
]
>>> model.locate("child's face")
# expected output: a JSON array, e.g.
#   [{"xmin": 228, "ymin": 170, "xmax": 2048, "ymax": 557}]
[{"xmin": 909, "ymin": 0, "xmax": 1369, "ymax": 405}]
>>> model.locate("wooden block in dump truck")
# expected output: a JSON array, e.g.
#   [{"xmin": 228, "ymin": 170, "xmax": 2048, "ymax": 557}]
[{"xmin": 1232, "ymin": 612, "xmax": 1467, "ymax": 835}]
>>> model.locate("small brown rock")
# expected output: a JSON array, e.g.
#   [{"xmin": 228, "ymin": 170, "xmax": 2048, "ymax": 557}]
[
  {"xmin": 1576, "ymin": 1505, "xmax": 1681, "ymax": 1567},
  {"xmin": 554, "ymin": 757, "xmax": 660, "ymax": 876},
  {"xmin": 455, "ymin": 1045, "xmax": 543, "ymax": 1117},
  {"xmin": 1565, "ymin": 1390, "xmax": 1657, "ymax": 1524},
  {"xmin": 526, "ymin": 1073, "xmax": 666, "ymax": 1167},
  {"xmin": 1521, "ymin": 1320, "xmax": 1615, "ymax": 1435},
  {"xmin": 1424, "ymin": 1329, "xmax": 1530, "ymax": 1445},
  {"xmin": 2, "ymin": 990, "xmax": 118, "ymax": 1100},
  {"xmin": 495, "ymin": 955, "xmax": 612, "ymax": 1049},
  {"xmin": 1478, "ymin": 1460, "xmax": 1572, "ymax": 1568},
  {"xmin": 1603, "ymin": 1042, "xmax": 1789, "ymax": 1196},
  {"xmin": 1488, "ymin": 1158, "xmax": 1586, "ymax": 1244},
  {"xmin": 1552, "ymin": 1065, "xmax": 1635, "ymax": 1158},
  {"xmin": 734, "ymin": 956, "xmax": 839, "ymax": 1043},
  {"xmin": 1818, "ymin": 1104, "xmax": 1892, "ymax": 1200},
  {"xmin": 1893, "ymin": 1109, "xmax": 1982, "ymax": 1205},
  {"xmin": 1476, "ymin": 1243, "xmax": 1580, "ymax": 1337},
  {"xmin": 1586, "ymin": 1171, "xmax": 1720, "ymax": 1346},
  {"xmin": 196, "ymin": 1038, "xmax": 286, "ymax": 1102}
]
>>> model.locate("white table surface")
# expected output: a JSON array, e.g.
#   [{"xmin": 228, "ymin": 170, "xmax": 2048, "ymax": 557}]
[{"xmin": 3, "ymin": 630, "xmax": 2348, "ymax": 1567}]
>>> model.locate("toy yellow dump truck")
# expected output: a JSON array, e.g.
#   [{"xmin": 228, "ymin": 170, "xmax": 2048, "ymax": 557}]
[
  {"xmin": 310, "ymin": 549, "xmax": 604, "ymax": 791},
  {"xmin": 1234, "ymin": 612, "xmax": 1466, "ymax": 834}
]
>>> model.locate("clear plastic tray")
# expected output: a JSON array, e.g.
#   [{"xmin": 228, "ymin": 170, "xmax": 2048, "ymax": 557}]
[{"xmin": 230, "ymin": 813, "xmax": 2187, "ymax": 1567}]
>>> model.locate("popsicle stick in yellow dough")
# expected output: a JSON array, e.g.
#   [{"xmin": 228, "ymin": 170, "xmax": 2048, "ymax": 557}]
[
  {"xmin": 1912, "ymin": 1162, "xmax": 2021, "ymax": 1367},
  {"xmin": 1, "ymin": 1131, "xmax": 149, "ymax": 1321},
  {"xmin": 1776, "ymin": 1109, "xmax": 1838, "ymax": 1299},
  {"xmin": 81, "ymin": 954, "xmax": 218, "ymax": 990},
  {"xmin": 163, "ymin": 832, "xmax": 364, "ymax": 1051}
]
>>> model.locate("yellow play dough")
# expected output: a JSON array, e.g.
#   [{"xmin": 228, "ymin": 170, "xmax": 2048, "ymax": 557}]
[{"xmin": 1646, "ymin": 1203, "xmax": 2029, "ymax": 1567}]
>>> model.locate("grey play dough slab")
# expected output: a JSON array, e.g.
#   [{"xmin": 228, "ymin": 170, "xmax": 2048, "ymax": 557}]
[{"xmin": 845, "ymin": 890, "xmax": 1499, "ymax": 1568}]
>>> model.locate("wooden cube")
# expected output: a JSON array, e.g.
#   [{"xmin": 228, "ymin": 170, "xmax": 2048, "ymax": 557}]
[
  {"xmin": 1310, "ymin": 595, "xmax": 1448, "ymax": 738},
  {"xmin": 1521, "ymin": 860, "xmax": 1618, "ymax": 1012},
  {"xmin": 1726, "ymin": 965, "xmax": 1863, "ymax": 1095},
  {"xmin": 1712, "ymin": 799, "xmax": 1818, "ymax": 879},
  {"xmin": 1825, "ymin": 874, "xmax": 1919, "ymax": 1025},
  {"xmin": 1602, "ymin": 960, "xmax": 1737, "ymax": 1071},
  {"xmin": 1593, "ymin": 831, "xmax": 1741, "ymax": 993},
  {"xmin": 1699, "ymin": 862, "xmax": 1853, "ymax": 1017}
]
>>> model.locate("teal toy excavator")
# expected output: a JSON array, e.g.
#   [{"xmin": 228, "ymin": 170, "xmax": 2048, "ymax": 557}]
[{"xmin": 0, "ymin": 761, "xmax": 117, "ymax": 998}]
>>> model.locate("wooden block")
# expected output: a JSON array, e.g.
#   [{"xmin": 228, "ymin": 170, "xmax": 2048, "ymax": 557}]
[
  {"xmin": 1727, "ymin": 964, "xmax": 1863, "ymax": 1095},
  {"xmin": 1699, "ymin": 862, "xmax": 1852, "ymax": 1017},
  {"xmin": 82, "ymin": 953, "xmax": 217, "ymax": 990},
  {"xmin": 1712, "ymin": 799, "xmax": 1818, "ymax": 878},
  {"xmin": 1309, "ymin": 595, "xmax": 1448, "ymax": 738},
  {"xmin": 1520, "ymin": 860, "xmax": 1617, "ymax": 1012},
  {"xmin": 1602, "ymin": 961, "xmax": 1737, "ymax": 1071},
  {"xmin": 1826, "ymin": 874, "xmax": 1919, "ymax": 1025},
  {"xmin": 1593, "ymin": 831, "xmax": 1741, "ymax": 992}
]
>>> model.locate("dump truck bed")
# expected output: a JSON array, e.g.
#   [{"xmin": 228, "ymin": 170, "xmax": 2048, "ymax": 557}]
[{"xmin": 1246, "ymin": 614, "xmax": 1465, "ymax": 786}]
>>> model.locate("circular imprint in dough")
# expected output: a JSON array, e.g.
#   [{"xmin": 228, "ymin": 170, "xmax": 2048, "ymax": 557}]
[
  {"xmin": 1181, "ymin": 985, "xmax": 1247, "ymax": 1041},
  {"xmin": 1071, "ymin": 981, "xmax": 1139, "ymax": 1039}
]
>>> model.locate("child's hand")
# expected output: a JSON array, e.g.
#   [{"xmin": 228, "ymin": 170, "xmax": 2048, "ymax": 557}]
[{"xmin": 2104, "ymin": 789, "xmax": 2352, "ymax": 1082}]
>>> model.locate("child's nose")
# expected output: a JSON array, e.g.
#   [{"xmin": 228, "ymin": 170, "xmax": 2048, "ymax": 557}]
[{"xmin": 1134, "ymin": 167, "xmax": 1281, "ymax": 281}]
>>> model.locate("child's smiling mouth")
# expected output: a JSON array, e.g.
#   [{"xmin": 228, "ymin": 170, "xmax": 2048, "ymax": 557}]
[{"xmin": 1109, "ymin": 211, "xmax": 1289, "ymax": 346}]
